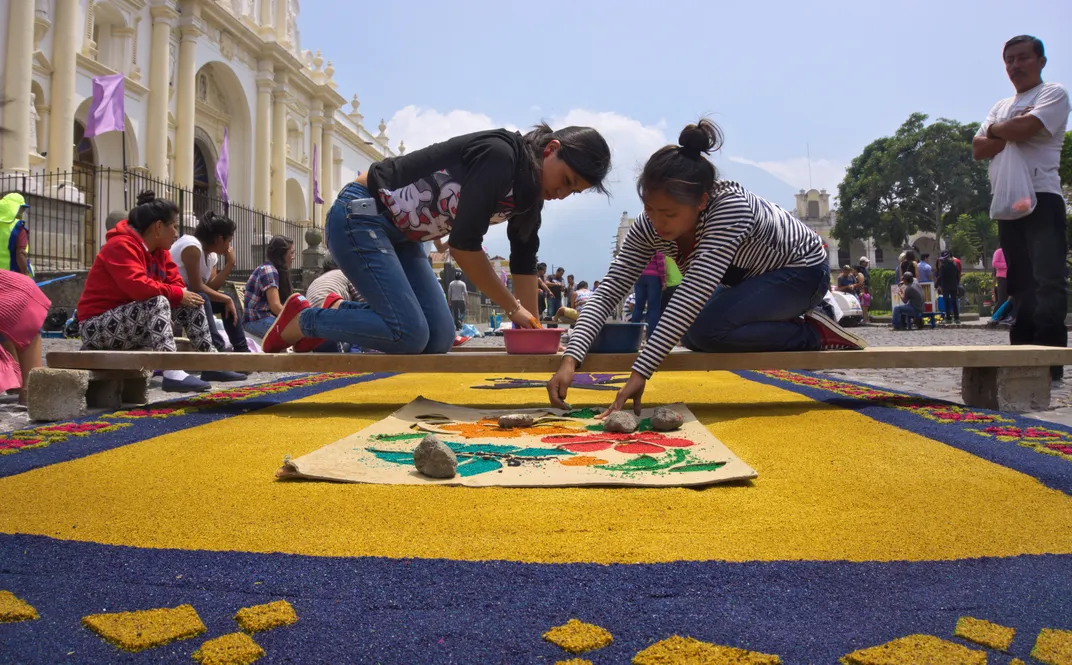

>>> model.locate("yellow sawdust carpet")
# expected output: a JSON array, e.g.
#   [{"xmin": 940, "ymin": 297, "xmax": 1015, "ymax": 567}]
[{"xmin": 1, "ymin": 371, "xmax": 1071, "ymax": 564}]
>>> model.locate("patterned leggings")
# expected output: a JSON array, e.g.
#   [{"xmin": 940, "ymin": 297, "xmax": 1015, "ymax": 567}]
[{"xmin": 80, "ymin": 296, "xmax": 216, "ymax": 353}]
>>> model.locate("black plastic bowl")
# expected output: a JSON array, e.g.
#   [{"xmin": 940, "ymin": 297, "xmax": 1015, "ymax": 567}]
[{"xmin": 588, "ymin": 322, "xmax": 645, "ymax": 353}]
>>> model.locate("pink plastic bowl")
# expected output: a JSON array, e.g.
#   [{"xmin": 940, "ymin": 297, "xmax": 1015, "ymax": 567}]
[{"xmin": 503, "ymin": 328, "xmax": 564, "ymax": 354}]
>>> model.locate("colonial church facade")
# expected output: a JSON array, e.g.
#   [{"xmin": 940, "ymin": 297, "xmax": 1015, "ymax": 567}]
[{"xmin": 0, "ymin": 0, "xmax": 403, "ymax": 270}]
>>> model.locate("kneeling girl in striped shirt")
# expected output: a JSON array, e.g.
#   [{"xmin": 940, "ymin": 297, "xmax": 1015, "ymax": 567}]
[{"xmin": 548, "ymin": 119, "xmax": 865, "ymax": 417}]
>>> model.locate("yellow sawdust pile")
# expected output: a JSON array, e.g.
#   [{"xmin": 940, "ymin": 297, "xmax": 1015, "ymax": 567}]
[
  {"xmin": 0, "ymin": 591, "xmax": 38, "ymax": 622},
  {"xmin": 234, "ymin": 599, "xmax": 298, "ymax": 633},
  {"xmin": 954, "ymin": 616, "xmax": 1015, "ymax": 651},
  {"xmin": 81, "ymin": 604, "xmax": 207, "ymax": 652},
  {"xmin": 542, "ymin": 619, "xmax": 614, "ymax": 654},
  {"xmin": 1032, "ymin": 628, "xmax": 1072, "ymax": 665},
  {"xmin": 839, "ymin": 634, "xmax": 985, "ymax": 665},
  {"xmin": 555, "ymin": 660, "xmax": 594, "ymax": 665},
  {"xmin": 192, "ymin": 632, "xmax": 265, "ymax": 665},
  {"xmin": 631, "ymin": 636, "xmax": 781, "ymax": 665}
]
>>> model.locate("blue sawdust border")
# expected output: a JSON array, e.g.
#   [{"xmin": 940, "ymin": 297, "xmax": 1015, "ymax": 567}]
[
  {"xmin": 0, "ymin": 372, "xmax": 395, "ymax": 479},
  {"xmin": 738, "ymin": 369, "xmax": 1072, "ymax": 495}
]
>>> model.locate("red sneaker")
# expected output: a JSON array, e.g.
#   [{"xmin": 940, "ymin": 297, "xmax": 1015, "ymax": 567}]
[
  {"xmin": 263, "ymin": 293, "xmax": 314, "ymax": 353},
  {"xmin": 293, "ymin": 293, "xmax": 342, "ymax": 353},
  {"xmin": 804, "ymin": 309, "xmax": 868, "ymax": 350}
]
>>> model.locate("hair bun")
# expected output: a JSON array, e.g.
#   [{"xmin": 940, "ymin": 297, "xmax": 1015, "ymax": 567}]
[
  {"xmin": 678, "ymin": 118, "xmax": 723, "ymax": 159},
  {"xmin": 135, "ymin": 189, "xmax": 156, "ymax": 206}
]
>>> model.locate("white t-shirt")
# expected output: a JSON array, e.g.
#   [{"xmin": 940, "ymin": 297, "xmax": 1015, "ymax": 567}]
[
  {"xmin": 978, "ymin": 81, "xmax": 1070, "ymax": 195},
  {"xmin": 169, "ymin": 235, "xmax": 217, "ymax": 287}
]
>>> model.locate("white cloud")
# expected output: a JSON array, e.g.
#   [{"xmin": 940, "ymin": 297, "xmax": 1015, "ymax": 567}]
[
  {"xmin": 727, "ymin": 155, "xmax": 848, "ymax": 195},
  {"xmin": 383, "ymin": 106, "xmax": 671, "ymax": 278}
]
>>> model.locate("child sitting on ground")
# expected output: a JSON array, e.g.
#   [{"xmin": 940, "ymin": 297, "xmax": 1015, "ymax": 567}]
[
  {"xmin": 242, "ymin": 236, "xmax": 294, "ymax": 339},
  {"xmin": 77, "ymin": 190, "xmax": 217, "ymax": 393}
]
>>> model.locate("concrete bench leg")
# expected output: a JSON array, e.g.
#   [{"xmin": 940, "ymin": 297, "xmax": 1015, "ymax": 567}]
[
  {"xmin": 962, "ymin": 366, "xmax": 1051, "ymax": 413},
  {"xmin": 27, "ymin": 368, "xmax": 89, "ymax": 421},
  {"xmin": 87, "ymin": 370, "xmax": 153, "ymax": 408}
]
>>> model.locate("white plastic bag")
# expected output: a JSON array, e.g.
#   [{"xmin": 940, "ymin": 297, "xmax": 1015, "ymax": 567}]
[{"xmin": 988, "ymin": 141, "xmax": 1036, "ymax": 220}]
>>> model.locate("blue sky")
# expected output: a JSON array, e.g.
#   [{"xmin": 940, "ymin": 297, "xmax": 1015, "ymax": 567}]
[{"xmin": 299, "ymin": 0, "xmax": 1071, "ymax": 279}]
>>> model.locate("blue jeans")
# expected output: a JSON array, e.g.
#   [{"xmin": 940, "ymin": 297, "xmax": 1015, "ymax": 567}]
[
  {"xmin": 892, "ymin": 304, "xmax": 920, "ymax": 330},
  {"xmin": 683, "ymin": 264, "xmax": 829, "ymax": 352},
  {"xmin": 297, "ymin": 183, "xmax": 455, "ymax": 354},
  {"xmin": 244, "ymin": 315, "xmax": 275, "ymax": 339},
  {"xmin": 630, "ymin": 275, "xmax": 663, "ymax": 338}
]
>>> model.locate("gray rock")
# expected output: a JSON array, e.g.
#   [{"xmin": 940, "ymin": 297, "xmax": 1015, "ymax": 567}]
[
  {"xmin": 412, "ymin": 434, "xmax": 458, "ymax": 479},
  {"xmin": 603, "ymin": 411, "xmax": 638, "ymax": 433},
  {"xmin": 651, "ymin": 407, "xmax": 684, "ymax": 431},
  {"xmin": 498, "ymin": 413, "xmax": 535, "ymax": 428}
]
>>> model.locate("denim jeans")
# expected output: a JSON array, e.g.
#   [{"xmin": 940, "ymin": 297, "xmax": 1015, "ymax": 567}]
[
  {"xmin": 244, "ymin": 315, "xmax": 275, "ymax": 339},
  {"xmin": 297, "ymin": 182, "xmax": 455, "ymax": 354},
  {"xmin": 683, "ymin": 264, "xmax": 829, "ymax": 352},
  {"xmin": 204, "ymin": 295, "xmax": 250, "ymax": 352},
  {"xmin": 938, "ymin": 284, "xmax": 960, "ymax": 322},
  {"xmin": 630, "ymin": 275, "xmax": 663, "ymax": 338},
  {"xmin": 998, "ymin": 193, "xmax": 1069, "ymax": 375},
  {"xmin": 892, "ymin": 304, "xmax": 920, "ymax": 330},
  {"xmin": 450, "ymin": 300, "xmax": 466, "ymax": 330}
]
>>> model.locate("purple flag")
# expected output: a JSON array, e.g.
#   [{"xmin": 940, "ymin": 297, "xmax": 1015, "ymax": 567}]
[
  {"xmin": 214, "ymin": 128, "xmax": 230, "ymax": 202},
  {"xmin": 312, "ymin": 144, "xmax": 324, "ymax": 204},
  {"xmin": 84, "ymin": 74, "xmax": 125, "ymax": 138}
]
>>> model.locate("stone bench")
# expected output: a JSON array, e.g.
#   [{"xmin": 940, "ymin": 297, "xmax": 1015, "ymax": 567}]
[{"xmin": 33, "ymin": 345, "xmax": 1072, "ymax": 421}]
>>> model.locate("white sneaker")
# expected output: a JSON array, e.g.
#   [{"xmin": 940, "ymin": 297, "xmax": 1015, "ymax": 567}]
[{"xmin": 804, "ymin": 309, "xmax": 868, "ymax": 350}]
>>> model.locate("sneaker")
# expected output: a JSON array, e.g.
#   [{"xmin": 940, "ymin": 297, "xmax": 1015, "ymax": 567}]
[
  {"xmin": 263, "ymin": 294, "xmax": 315, "ymax": 353},
  {"xmin": 804, "ymin": 309, "xmax": 868, "ymax": 350},
  {"xmin": 293, "ymin": 293, "xmax": 341, "ymax": 353},
  {"xmin": 162, "ymin": 375, "xmax": 212, "ymax": 393}
]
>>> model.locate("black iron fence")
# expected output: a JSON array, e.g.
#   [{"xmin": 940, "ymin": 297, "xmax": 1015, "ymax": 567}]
[{"xmin": 0, "ymin": 167, "xmax": 306, "ymax": 275}]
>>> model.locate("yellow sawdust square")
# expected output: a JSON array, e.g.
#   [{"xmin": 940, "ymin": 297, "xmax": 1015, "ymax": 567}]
[
  {"xmin": 0, "ymin": 591, "xmax": 38, "ymax": 622},
  {"xmin": 632, "ymin": 635, "xmax": 781, "ymax": 665},
  {"xmin": 1032, "ymin": 628, "xmax": 1072, "ymax": 665},
  {"xmin": 2, "ymin": 372, "xmax": 1072, "ymax": 565},
  {"xmin": 555, "ymin": 660, "xmax": 593, "ymax": 665},
  {"xmin": 543, "ymin": 619, "xmax": 613, "ymax": 653},
  {"xmin": 839, "ymin": 634, "xmax": 985, "ymax": 665},
  {"xmin": 954, "ymin": 616, "xmax": 1015, "ymax": 651},
  {"xmin": 192, "ymin": 632, "xmax": 265, "ymax": 665},
  {"xmin": 234, "ymin": 599, "xmax": 298, "ymax": 633},
  {"xmin": 81, "ymin": 604, "xmax": 206, "ymax": 652}
]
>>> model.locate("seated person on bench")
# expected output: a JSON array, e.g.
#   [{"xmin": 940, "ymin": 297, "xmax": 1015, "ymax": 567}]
[
  {"xmin": 893, "ymin": 273, "xmax": 926, "ymax": 330},
  {"xmin": 242, "ymin": 236, "xmax": 294, "ymax": 339},
  {"xmin": 256, "ymin": 123, "xmax": 613, "ymax": 354},
  {"xmin": 170, "ymin": 211, "xmax": 247, "ymax": 381},
  {"xmin": 548, "ymin": 119, "xmax": 866, "ymax": 416},
  {"xmin": 76, "ymin": 190, "xmax": 217, "ymax": 393},
  {"xmin": 0, "ymin": 270, "xmax": 49, "ymax": 405}
]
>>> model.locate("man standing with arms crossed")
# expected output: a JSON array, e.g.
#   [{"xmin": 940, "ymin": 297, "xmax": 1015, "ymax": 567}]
[{"xmin": 973, "ymin": 35, "xmax": 1070, "ymax": 381}]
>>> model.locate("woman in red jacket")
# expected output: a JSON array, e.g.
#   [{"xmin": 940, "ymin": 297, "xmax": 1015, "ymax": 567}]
[{"xmin": 77, "ymin": 190, "xmax": 216, "ymax": 392}]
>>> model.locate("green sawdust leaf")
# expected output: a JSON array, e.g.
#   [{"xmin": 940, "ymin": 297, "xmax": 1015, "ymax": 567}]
[
  {"xmin": 454, "ymin": 444, "xmax": 521, "ymax": 455},
  {"xmin": 368, "ymin": 450, "xmax": 414, "ymax": 465},
  {"xmin": 371, "ymin": 432, "xmax": 426, "ymax": 442},
  {"xmin": 669, "ymin": 462, "xmax": 727, "ymax": 473},
  {"xmin": 457, "ymin": 457, "xmax": 503, "ymax": 477},
  {"xmin": 599, "ymin": 449, "xmax": 688, "ymax": 473},
  {"xmin": 513, "ymin": 447, "xmax": 573, "ymax": 457},
  {"xmin": 565, "ymin": 408, "xmax": 600, "ymax": 419},
  {"xmin": 586, "ymin": 418, "xmax": 653, "ymax": 433}
]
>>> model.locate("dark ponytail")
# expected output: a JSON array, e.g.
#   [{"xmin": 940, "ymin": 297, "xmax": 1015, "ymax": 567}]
[
  {"xmin": 193, "ymin": 210, "xmax": 237, "ymax": 247},
  {"xmin": 128, "ymin": 189, "xmax": 180, "ymax": 234},
  {"xmin": 637, "ymin": 118, "xmax": 723, "ymax": 206},
  {"xmin": 265, "ymin": 235, "xmax": 294, "ymax": 301},
  {"xmin": 521, "ymin": 123, "xmax": 612, "ymax": 196}
]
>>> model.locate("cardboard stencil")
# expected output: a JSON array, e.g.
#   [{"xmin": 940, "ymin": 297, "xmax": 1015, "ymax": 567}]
[{"xmin": 277, "ymin": 397, "xmax": 758, "ymax": 488}]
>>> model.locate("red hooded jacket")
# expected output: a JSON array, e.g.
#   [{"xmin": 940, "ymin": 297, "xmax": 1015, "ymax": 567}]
[{"xmin": 77, "ymin": 220, "xmax": 185, "ymax": 322}]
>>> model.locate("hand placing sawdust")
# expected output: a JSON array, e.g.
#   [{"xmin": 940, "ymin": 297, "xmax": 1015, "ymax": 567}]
[{"xmin": 598, "ymin": 372, "xmax": 646, "ymax": 419}]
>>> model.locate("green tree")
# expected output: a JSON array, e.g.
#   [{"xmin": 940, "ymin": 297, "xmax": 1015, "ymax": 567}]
[
  {"xmin": 834, "ymin": 113, "xmax": 991, "ymax": 249},
  {"xmin": 947, "ymin": 213, "xmax": 998, "ymax": 268},
  {"xmin": 1061, "ymin": 130, "xmax": 1072, "ymax": 189}
]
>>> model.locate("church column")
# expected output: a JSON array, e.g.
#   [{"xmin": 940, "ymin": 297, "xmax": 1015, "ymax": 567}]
[
  {"xmin": 259, "ymin": 0, "xmax": 272, "ymax": 37},
  {"xmin": 309, "ymin": 100, "xmax": 323, "ymax": 227},
  {"xmin": 270, "ymin": 73, "xmax": 288, "ymax": 221},
  {"xmin": 173, "ymin": 12, "xmax": 201, "ymax": 194},
  {"xmin": 275, "ymin": 0, "xmax": 289, "ymax": 45},
  {"xmin": 45, "ymin": 0, "xmax": 81, "ymax": 177},
  {"xmin": 254, "ymin": 60, "xmax": 273, "ymax": 212},
  {"xmin": 1, "ymin": 0, "xmax": 35, "ymax": 173},
  {"xmin": 320, "ymin": 107, "xmax": 335, "ymax": 225},
  {"xmin": 146, "ymin": 2, "xmax": 176, "ymax": 178},
  {"xmin": 113, "ymin": 26, "xmax": 136, "ymax": 75}
]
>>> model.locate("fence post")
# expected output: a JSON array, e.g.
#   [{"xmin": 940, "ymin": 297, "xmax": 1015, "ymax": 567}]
[{"xmin": 260, "ymin": 212, "xmax": 266, "ymax": 264}]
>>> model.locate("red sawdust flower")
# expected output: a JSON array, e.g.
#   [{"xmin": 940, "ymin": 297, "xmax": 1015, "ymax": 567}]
[{"xmin": 541, "ymin": 431, "xmax": 694, "ymax": 455}]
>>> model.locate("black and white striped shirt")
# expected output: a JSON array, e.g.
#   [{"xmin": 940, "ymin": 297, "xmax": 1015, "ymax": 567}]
[{"xmin": 565, "ymin": 181, "xmax": 827, "ymax": 378}]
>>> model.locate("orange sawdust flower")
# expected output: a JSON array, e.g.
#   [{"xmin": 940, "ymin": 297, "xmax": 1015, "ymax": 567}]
[
  {"xmin": 441, "ymin": 419, "xmax": 582, "ymax": 439},
  {"xmin": 559, "ymin": 455, "xmax": 609, "ymax": 467}
]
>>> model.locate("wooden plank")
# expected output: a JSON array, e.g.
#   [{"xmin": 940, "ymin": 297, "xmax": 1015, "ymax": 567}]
[{"xmin": 47, "ymin": 345, "xmax": 1072, "ymax": 374}]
